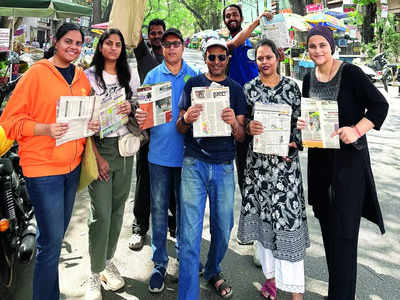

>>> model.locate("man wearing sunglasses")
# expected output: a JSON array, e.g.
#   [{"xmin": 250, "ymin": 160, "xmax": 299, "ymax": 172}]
[
  {"xmin": 130, "ymin": 19, "xmax": 178, "ymax": 253},
  {"xmin": 135, "ymin": 28, "xmax": 198, "ymax": 294},
  {"xmin": 176, "ymin": 39, "xmax": 247, "ymax": 300}
]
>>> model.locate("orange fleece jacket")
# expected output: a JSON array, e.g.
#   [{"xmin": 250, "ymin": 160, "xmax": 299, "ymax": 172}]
[{"xmin": 0, "ymin": 59, "xmax": 91, "ymax": 177}]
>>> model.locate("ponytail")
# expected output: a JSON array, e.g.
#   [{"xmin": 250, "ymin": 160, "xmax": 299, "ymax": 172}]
[{"xmin": 44, "ymin": 46, "xmax": 55, "ymax": 59}]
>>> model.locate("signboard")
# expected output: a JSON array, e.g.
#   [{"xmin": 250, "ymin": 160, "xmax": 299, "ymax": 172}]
[
  {"xmin": 306, "ymin": 3, "xmax": 323, "ymax": 13},
  {"xmin": 381, "ymin": 5, "xmax": 388, "ymax": 18},
  {"xmin": 0, "ymin": 28, "xmax": 10, "ymax": 52},
  {"xmin": 343, "ymin": 4, "xmax": 356, "ymax": 12}
]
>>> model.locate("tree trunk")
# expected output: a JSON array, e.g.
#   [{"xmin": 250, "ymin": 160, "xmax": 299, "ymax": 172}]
[
  {"xmin": 101, "ymin": 0, "xmax": 113, "ymax": 22},
  {"xmin": 362, "ymin": 3, "xmax": 376, "ymax": 43},
  {"xmin": 92, "ymin": 0, "xmax": 102, "ymax": 24},
  {"xmin": 289, "ymin": 0, "xmax": 306, "ymax": 16},
  {"xmin": 178, "ymin": 0, "xmax": 208, "ymax": 30}
]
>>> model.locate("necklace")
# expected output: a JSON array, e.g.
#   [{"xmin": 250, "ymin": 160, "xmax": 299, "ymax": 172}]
[
  {"xmin": 317, "ymin": 59, "xmax": 336, "ymax": 82},
  {"xmin": 261, "ymin": 73, "xmax": 280, "ymax": 87}
]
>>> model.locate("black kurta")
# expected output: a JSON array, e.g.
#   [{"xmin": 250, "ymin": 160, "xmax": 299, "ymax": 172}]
[{"xmin": 302, "ymin": 63, "xmax": 389, "ymax": 238}]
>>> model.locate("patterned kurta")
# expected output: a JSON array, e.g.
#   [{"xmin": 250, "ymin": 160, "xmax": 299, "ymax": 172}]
[{"xmin": 237, "ymin": 76, "xmax": 310, "ymax": 263}]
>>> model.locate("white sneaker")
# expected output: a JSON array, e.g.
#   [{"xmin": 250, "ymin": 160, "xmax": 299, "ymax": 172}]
[
  {"xmin": 253, "ymin": 241, "xmax": 261, "ymax": 267},
  {"xmin": 100, "ymin": 261, "xmax": 125, "ymax": 291},
  {"xmin": 85, "ymin": 273, "xmax": 102, "ymax": 300}
]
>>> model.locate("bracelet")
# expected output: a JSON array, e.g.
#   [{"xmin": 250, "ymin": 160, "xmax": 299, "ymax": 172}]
[{"xmin": 353, "ymin": 126, "xmax": 362, "ymax": 138}]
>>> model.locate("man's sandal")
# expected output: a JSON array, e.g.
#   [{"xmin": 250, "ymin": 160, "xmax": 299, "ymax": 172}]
[
  {"xmin": 208, "ymin": 273, "xmax": 233, "ymax": 298},
  {"xmin": 260, "ymin": 279, "xmax": 276, "ymax": 300}
]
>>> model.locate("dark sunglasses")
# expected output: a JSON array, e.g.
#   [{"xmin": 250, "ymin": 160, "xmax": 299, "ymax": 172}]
[
  {"xmin": 162, "ymin": 41, "xmax": 182, "ymax": 48},
  {"xmin": 207, "ymin": 54, "xmax": 227, "ymax": 62}
]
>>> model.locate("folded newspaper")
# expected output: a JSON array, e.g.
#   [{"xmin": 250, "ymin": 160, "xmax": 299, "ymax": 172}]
[
  {"xmin": 261, "ymin": 14, "xmax": 291, "ymax": 49},
  {"xmin": 56, "ymin": 96, "xmax": 100, "ymax": 146},
  {"xmin": 98, "ymin": 88, "xmax": 128, "ymax": 139},
  {"xmin": 137, "ymin": 81, "xmax": 172, "ymax": 129},
  {"xmin": 301, "ymin": 98, "xmax": 340, "ymax": 149},
  {"xmin": 191, "ymin": 85, "xmax": 231, "ymax": 138},
  {"xmin": 253, "ymin": 102, "xmax": 292, "ymax": 156}
]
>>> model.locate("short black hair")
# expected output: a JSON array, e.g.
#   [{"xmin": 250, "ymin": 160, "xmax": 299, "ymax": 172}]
[
  {"xmin": 223, "ymin": 4, "xmax": 243, "ymax": 19},
  {"xmin": 148, "ymin": 19, "xmax": 166, "ymax": 34}
]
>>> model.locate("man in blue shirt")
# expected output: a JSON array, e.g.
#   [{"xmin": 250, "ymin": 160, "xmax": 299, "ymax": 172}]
[
  {"xmin": 135, "ymin": 28, "xmax": 198, "ymax": 294},
  {"xmin": 176, "ymin": 39, "xmax": 246, "ymax": 300},
  {"xmin": 223, "ymin": 5, "xmax": 275, "ymax": 207}
]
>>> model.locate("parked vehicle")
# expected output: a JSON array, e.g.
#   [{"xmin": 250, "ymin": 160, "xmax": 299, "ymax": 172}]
[
  {"xmin": 0, "ymin": 76, "xmax": 36, "ymax": 298},
  {"xmin": 382, "ymin": 63, "xmax": 400, "ymax": 95},
  {"xmin": 368, "ymin": 52, "xmax": 389, "ymax": 73}
]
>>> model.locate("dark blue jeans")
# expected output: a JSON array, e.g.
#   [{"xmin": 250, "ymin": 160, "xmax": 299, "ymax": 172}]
[
  {"xmin": 178, "ymin": 157, "xmax": 235, "ymax": 300},
  {"xmin": 26, "ymin": 165, "xmax": 81, "ymax": 300},
  {"xmin": 149, "ymin": 163, "xmax": 181, "ymax": 268}
]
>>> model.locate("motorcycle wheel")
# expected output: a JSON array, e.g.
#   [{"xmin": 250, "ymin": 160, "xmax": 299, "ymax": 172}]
[{"xmin": 0, "ymin": 236, "xmax": 16, "ymax": 299}]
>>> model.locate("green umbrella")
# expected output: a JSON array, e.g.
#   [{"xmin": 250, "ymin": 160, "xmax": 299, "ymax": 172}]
[{"xmin": 0, "ymin": 0, "xmax": 92, "ymax": 18}]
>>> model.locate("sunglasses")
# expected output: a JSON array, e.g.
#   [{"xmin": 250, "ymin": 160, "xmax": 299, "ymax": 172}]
[
  {"xmin": 162, "ymin": 41, "xmax": 182, "ymax": 48},
  {"xmin": 207, "ymin": 54, "xmax": 227, "ymax": 62}
]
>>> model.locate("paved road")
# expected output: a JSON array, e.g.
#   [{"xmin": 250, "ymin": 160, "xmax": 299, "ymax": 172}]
[{"xmin": 9, "ymin": 49, "xmax": 400, "ymax": 300}]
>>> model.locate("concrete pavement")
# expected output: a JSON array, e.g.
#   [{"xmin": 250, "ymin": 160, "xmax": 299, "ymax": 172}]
[{"xmin": 9, "ymin": 86, "xmax": 400, "ymax": 300}]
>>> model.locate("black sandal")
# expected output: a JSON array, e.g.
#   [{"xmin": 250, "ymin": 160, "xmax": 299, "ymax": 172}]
[{"xmin": 208, "ymin": 273, "xmax": 233, "ymax": 298}]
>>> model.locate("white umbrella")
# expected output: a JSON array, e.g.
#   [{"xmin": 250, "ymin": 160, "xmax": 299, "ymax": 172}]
[{"xmin": 108, "ymin": 0, "xmax": 147, "ymax": 48}]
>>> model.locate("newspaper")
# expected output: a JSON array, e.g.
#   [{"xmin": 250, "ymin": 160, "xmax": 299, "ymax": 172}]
[
  {"xmin": 301, "ymin": 98, "xmax": 340, "ymax": 149},
  {"xmin": 56, "ymin": 96, "xmax": 100, "ymax": 146},
  {"xmin": 261, "ymin": 14, "xmax": 291, "ymax": 49},
  {"xmin": 191, "ymin": 85, "xmax": 231, "ymax": 138},
  {"xmin": 99, "ymin": 88, "xmax": 128, "ymax": 138},
  {"xmin": 137, "ymin": 81, "xmax": 172, "ymax": 129},
  {"xmin": 253, "ymin": 102, "xmax": 292, "ymax": 156}
]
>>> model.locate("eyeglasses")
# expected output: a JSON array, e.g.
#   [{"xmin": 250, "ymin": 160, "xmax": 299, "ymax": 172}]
[
  {"xmin": 162, "ymin": 41, "xmax": 182, "ymax": 48},
  {"xmin": 207, "ymin": 54, "xmax": 227, "ymax": 62}
]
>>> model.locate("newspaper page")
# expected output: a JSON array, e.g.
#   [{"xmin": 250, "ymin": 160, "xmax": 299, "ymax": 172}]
[
  {"xmin": 253, "ymin": 102, "xmax": 292, "ymax": 156},
  {"xmin": 261, "ymin": 14, "xmax": 291, "ymax": 49},
  {"xmin": 301, "ymin": 98, "xmax": 340, "ymax": 149},
  {"xmin": 99, "ymin": 88, "xmax": 128, "ymax": 138},
  {"xmin": 191, "ymin": 86, "xmax": 231, "ymax": 138},
  {"xmin": 56, "ymin": 96, "xmax": 100, "ymax": 146},
  {"xmin": 137, "ymin": 81, "xmax": 172, "ymax": 129}
]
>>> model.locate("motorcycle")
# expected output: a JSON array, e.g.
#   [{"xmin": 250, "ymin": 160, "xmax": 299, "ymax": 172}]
[{"xmin": 0, "ymin": 71, "xmax": 36, "ymax": 298}]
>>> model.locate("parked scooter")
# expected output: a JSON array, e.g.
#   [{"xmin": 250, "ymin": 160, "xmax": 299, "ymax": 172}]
[
  {"xmin": 0, "ymin": 75, "xmax": 36, "ymax": 298},
  {"xmin": 368, "ymin": 52, "xmax": 389, "ymax": 73},
  {"xmin": 382, "ymin": 63, "xmax": 400, "ymax": 95}
]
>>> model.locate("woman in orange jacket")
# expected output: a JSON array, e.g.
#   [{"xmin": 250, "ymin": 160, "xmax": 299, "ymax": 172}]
[{"xmin": 0, "ymin": 23, "xmax": 99, "ymax": 300}]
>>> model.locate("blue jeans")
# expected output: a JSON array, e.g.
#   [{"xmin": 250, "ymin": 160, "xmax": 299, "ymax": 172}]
[
  {"xmin": 178, "ymin": 156, "xmax": 235, "ymax": 300},
  {"xmin": 26, "ymin": 165, "xmax": 81, "ymax": 300},
  {"xmin": 149, "ymin": 163, "xmax": 181, "ymax": 268}
]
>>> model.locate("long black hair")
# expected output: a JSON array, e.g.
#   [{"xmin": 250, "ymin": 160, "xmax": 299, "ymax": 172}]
[
  {"xmin": 90, "ymin": 28, "xmax": 132, "ymax": 97},
  {"xmin": 44, "ymin": 23, "xmax": 84, "ymax": 59}
]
